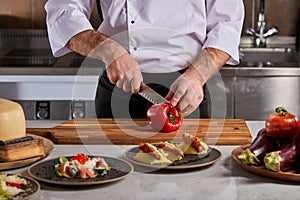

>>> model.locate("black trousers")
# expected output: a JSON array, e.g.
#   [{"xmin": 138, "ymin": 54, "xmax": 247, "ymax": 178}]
[{"xmin": 95, "ymin": 70, "xmax": 210, "ymax": 118}]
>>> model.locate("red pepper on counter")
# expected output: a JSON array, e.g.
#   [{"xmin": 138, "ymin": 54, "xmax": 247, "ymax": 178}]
[{"xmin": 147, "ymin": 103, "xmax": 183, "ymax": 132}]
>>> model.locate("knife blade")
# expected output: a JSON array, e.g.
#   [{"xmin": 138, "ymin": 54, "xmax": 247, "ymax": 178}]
[{"xmin": 138, "ymin": 84, "xmax": 170, "ymax": 105}]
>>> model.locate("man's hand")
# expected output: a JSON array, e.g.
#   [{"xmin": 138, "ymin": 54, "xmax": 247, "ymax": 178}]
[
  {"xmin": 166, "ymin": 48, "xmax": 230, "ymax": 116},
  {"xmin": 165, "ymin": 66, "xmax": 205, "ymax": 115},
  {"xmin": 67, "ymin": 29, "xmax": 142, "ymax": 93},
  {"xmin": 107, "ymin": 53, "xmax": 143, "ymax": 93}
]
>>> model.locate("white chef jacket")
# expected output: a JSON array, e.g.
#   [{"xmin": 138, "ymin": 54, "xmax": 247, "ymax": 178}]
[{"xmin": 45, "ymin": 0, "xmax": 244, "ymax": 73}]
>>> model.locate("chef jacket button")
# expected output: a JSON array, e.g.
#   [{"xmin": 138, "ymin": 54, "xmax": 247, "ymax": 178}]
[
  {"xmin": 131, "ymin": 20, "xmax": 135, "ymax": 24},
  {"xmin": 133, "ymin": 47, "xmax": 137, "ymax": 51}
]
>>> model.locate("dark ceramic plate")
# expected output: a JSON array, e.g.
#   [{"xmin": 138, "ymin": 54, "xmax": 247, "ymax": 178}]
[
  {"xmin": 123, "ymin": 146, "xmax": 222, "ymax": 169},
  {"xmin": 27, "ymin": 156, "xmax": 133, "ymax": 186},
  {"xmin": 0, "ymin": 174, "xmax": 40, "ymax": 200}
]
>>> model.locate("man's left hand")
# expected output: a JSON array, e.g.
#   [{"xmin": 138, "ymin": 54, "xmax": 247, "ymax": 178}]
[{"xmin": 165, "ymin": 66, "xmax": 204, "ymax": 116}]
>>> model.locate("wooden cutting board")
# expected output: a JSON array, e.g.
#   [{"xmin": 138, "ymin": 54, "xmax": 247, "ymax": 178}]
[{"xmin": 26, "ymin": 118, "xmax": 252, "ymax": 145}]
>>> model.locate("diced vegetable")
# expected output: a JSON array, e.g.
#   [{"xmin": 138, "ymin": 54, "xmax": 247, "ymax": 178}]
[{"xmin": 59, "ymin": 157, "xmax": 68, "ymax": 164}]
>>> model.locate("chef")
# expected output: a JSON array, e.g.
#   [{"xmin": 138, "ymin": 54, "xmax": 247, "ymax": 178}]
[{"xmin": 45, "ymin": 0, "xmax": 244, "ymax": 118}]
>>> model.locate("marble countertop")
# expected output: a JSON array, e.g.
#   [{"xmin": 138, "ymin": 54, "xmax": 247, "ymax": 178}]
[{"xmin": 3, "ymin": 120, "xmax": 300, "ymax": 200}]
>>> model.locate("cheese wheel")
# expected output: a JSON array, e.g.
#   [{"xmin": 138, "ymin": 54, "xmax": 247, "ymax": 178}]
[{"xmin": 0, "ymin": 98, "xmax": 26, "ymax": 141}]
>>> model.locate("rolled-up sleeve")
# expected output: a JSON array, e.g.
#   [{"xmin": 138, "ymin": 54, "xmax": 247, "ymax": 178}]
[
  {"xmin": 45, "ymin": 0, "xmax": 95, "ymax": 57},
  {"xmin": 204, "ymin": 0, "xmax": 244, "ymax": 65}
]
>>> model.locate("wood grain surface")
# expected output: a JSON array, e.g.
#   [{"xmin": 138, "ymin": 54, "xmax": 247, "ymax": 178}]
[{"xmin": 26, "ymin": 118, "xmax": 252, "ymax": 145}]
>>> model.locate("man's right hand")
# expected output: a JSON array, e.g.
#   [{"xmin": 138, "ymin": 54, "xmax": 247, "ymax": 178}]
[
  {"xmin": 67, "ymin": 29, "xmax": 142, "ymax": 93},
  {"xmin": 106, "ymin": 53, "xmax": 143, "ymax": 94}
]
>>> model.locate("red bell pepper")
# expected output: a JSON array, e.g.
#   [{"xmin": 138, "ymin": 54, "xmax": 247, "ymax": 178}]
[{"xmin": 147, "ymin": 103, "xmax": 183, "ymax": 132}]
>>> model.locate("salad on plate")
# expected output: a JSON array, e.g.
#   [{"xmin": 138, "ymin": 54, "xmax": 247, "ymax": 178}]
[
  {"xmin": 0, "ymin": 174, "xmax": 28, "ymax": 199},
  {"xmin": 55, "ymin": 153, "xmax": 111, "ymax": 179}
]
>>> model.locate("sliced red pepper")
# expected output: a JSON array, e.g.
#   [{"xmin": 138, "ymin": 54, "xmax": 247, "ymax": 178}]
[{"xmin": 147, "ymin": 103, "xmax": 183, "ymax": 132}]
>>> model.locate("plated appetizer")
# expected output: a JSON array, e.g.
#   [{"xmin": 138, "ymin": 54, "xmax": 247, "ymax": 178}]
[
  {"xmin": 0, "ymin": 174, "xmax": 27, "ymax": 199},
  {"xmin": 55, "ymin": 153, "xmax": 111, "ymax": 179},
  {"xmin": 28, "ymin": 155, "xmax": 133, "ymax": 186},
  {"xmin": 134, "ymin": 132, "xmax": 209, "ymax": 165},
  {"xmin": 178, "ymin": 132, "xmax": 209, "ymax": 155}
]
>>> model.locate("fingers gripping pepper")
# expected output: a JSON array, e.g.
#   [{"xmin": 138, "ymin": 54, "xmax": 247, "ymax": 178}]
[{"xmin": 147, "ymin": 103, "xmax": 183, "ymax": 132}]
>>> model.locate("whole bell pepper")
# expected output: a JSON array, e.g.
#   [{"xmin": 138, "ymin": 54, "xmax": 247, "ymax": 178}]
[{"xmin": 147, "ymin": 103, "xmax": 183, "ymax": 132}]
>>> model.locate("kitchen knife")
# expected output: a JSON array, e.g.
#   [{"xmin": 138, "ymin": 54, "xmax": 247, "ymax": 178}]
[{"xmin": 138, "ymin": 84, "xmax": 169, "ymax": 105}]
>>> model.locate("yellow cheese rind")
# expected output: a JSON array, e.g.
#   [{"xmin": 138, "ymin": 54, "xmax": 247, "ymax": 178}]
[{"xmin": 0, "ymin": 98, "xmax": 26, "ymax": 141}]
